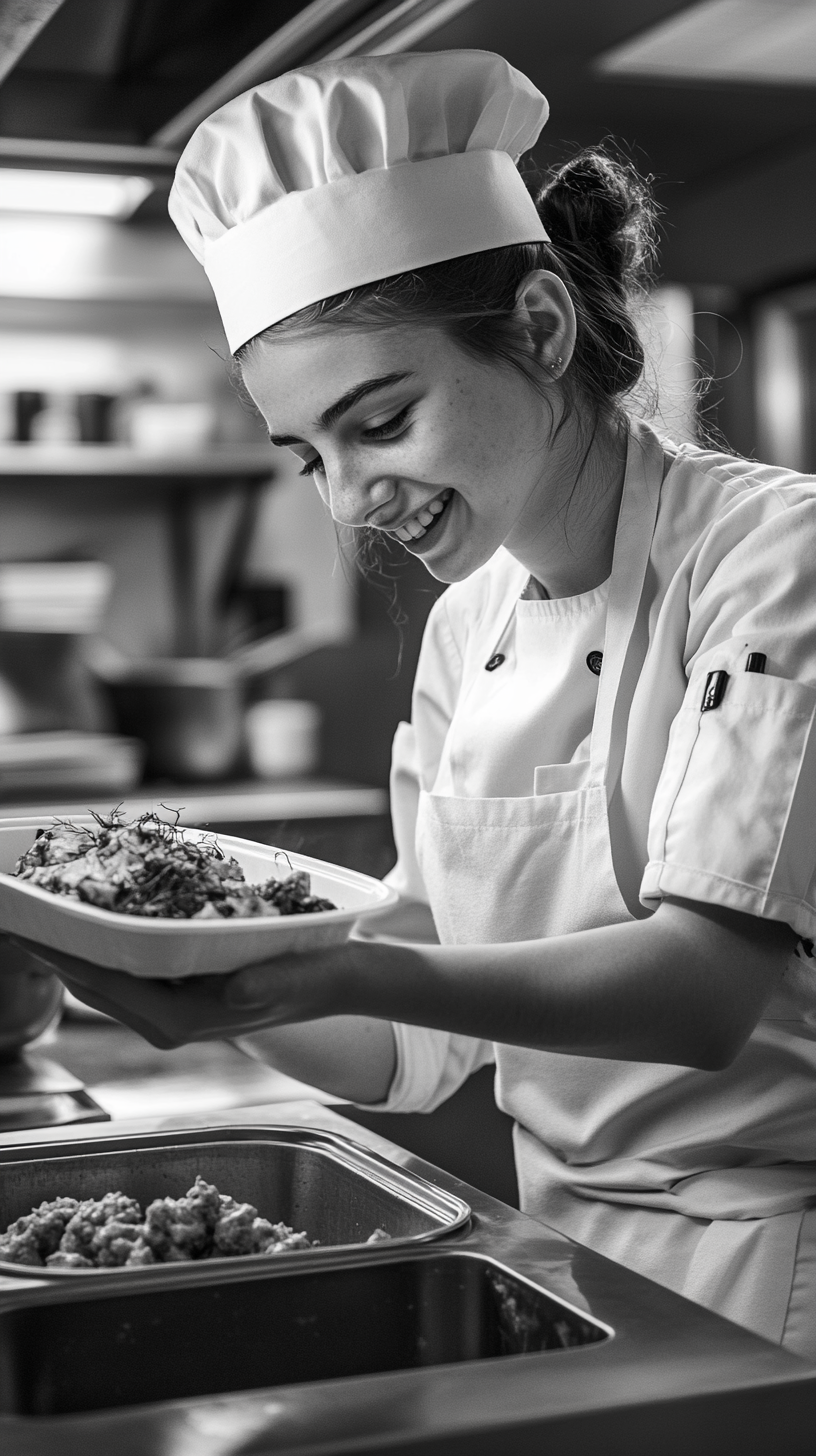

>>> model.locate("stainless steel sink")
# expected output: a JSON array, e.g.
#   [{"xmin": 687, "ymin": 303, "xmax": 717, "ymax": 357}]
[
  {"xmin": 0, "ymin": 1250, "xmax": 609, "ymax": 1417},
  {"xmin": 0, "ymin": 1104, "xmax": 812, "ymax": 1456}
]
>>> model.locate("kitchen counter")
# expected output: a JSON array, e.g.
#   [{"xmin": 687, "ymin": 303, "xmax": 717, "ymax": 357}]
[
  {"xmin": 46, "ymin": 1014, "xmax": 336, "ymax": 1121},
  {"xmin": 0, "ymin": 1100, "xmax": 812, "ymax": 1456}
]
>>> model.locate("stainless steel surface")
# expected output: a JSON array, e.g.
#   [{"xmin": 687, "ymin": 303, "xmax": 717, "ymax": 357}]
[
  {"xmin": 0, "ymin": 1089, "xmax": 107, "ymax": 1132},
  {"xmin": 0, "ymin": 1124, "xmax": 471, "ymax": 1280},
  {"xmin": 0, "ymin": 1250, "xmax": 608, "ymax": 1418},
  {"xmin": 0, "ymin": 1101, "xmax": 811, "ymax": 1456},
  {"xmin": 49, "ymin": 1017, "xmax": 333, "ymax": 1120},
  {"xmin": 0, "ymin": 938, "xmax": 62, "ymax": 1056},
  {"xmin": 0, "ymin": 1055, "xmax": 108, "ymax": 1133}
]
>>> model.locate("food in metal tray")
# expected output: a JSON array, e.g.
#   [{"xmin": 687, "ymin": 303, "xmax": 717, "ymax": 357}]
[
  {"xmin": 13, "ymin": 811, "xmax": 337, "ymax": 920},
  {"xmin": 0, "ymin": 1176, "xmax": 317, "ymax": 1268}
]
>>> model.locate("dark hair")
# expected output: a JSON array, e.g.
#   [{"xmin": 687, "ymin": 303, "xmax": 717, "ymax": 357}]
[{"xmin": 236, "ymin": 147, "xmax": 659, "ymax": 432}]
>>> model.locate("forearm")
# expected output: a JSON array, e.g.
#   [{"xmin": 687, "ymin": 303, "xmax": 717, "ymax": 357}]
[
  {"xmin": 238, "ymin": 1016, "xmax": 396, "ymax": 1104},
  {"xmin": 324, "ymin": 898, "xmax": 793, "ymax": 1070}
]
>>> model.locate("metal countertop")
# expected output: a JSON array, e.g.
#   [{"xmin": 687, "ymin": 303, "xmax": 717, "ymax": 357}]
[{"xmin": 0, "ymin": 1099, "xmax": 812, "ymax": 1456}]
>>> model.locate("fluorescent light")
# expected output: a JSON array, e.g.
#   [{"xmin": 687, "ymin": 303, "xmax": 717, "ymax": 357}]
[
  {"xmin": 0, "ymin": 169, "xmax": 153, "ymax": 219},
  {"xmin": 597, "ymin": 0, "xmax": 816, "ymax": 85}
]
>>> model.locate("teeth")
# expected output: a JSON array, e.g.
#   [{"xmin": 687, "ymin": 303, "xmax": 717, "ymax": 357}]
[{"xmin": 392, "ymin": 490, "xmax": 451, "ymax": 543}]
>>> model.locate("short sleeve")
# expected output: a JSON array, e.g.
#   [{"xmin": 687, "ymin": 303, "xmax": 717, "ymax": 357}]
[
  {"xmin": 641, "ymin": 493, "xmax": 816, "ymax": 939},
  {"xmin": 362, "ymin": 1022, "xmax": 495, "ymax": 1113}
]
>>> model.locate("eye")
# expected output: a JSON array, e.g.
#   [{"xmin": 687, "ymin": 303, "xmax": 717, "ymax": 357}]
[
  {"xmin": 298, "ymin": 455, "xmax": 325, "ymax": 478},
  {"xmin": 362, "ymin": 404, "xmax": 412, "ymax": 441}
]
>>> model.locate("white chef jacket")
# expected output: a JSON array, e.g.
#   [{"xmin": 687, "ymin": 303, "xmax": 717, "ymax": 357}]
[
  {"xmin": 373, "ymin": 433, "xmax": 816, "ymax": 1241},
  {"xmin": 431, "ymin": 577, "xmax": 608, "ymax": 799}
]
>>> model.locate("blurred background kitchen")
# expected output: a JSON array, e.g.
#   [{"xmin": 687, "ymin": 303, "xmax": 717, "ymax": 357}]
[{"xmin": 1, "ymin": 0, "xmax": 815, "ymax": 1190}]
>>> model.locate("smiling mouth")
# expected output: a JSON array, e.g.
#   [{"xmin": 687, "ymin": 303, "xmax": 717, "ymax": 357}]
[{"xmin": 388, "ymin": 489, "xmax": 453, "ymax": 544}]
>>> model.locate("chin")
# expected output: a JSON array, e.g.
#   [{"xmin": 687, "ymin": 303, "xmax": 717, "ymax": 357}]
[{"xmin": 418, "ymin": 538, "xmax": 499, "ymax": 584}]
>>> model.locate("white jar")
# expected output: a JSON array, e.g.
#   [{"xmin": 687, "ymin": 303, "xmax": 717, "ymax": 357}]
[{"xmin": 245, "ymin": 699, "xmax": 321, "ymax": 779}]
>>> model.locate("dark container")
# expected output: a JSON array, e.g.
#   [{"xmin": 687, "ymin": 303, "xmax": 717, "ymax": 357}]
[
  {"xmin": 76, "ymin": 394, "xmax": 117, "ymax": 444},
  {"xmin": 104, "ymin": 658, "xmax": 244, "ymax": 781}
]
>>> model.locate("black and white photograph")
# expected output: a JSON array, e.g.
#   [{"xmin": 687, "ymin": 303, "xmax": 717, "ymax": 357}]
[{"xmin": 0, "ymin": 3, "xmax": 813, "ymax": 1452}]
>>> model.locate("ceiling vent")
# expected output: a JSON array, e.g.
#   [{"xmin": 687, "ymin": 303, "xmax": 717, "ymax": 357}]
[{"xmin": 597, "ymin": 0, "xmax": 816, "ymax": 85}]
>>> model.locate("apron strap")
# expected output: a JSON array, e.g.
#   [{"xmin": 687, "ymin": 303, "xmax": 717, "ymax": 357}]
[{"xmin": 589, "ymin": 421, "xmax": 665, "ymax": 790}]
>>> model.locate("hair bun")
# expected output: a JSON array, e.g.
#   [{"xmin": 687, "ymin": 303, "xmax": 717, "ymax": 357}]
[{"xmin": 537, "ymin": 148, "xmax": 656, "ymax": 295}]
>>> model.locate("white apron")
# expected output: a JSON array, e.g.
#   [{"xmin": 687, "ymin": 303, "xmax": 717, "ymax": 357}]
[{"xmin": 414, "ymin": 424, "xmax": 816, "ymax": 1354}]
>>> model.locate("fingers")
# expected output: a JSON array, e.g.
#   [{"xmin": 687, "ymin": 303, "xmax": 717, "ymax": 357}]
[
  {"xmin": 6, "ymin": 934, "xmax": 220, "ymax": 1047},
  {"xmin": 3, "ymin": 935, "xmax": 347, "ymax": 1046},
  {"xmin": 56, "ymin": 973, "xmax": 182, "ymax": 1051}
]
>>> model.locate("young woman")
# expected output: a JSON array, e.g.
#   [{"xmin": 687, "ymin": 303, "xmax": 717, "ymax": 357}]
[{"xmin": 25, "ymin": 51, "xmax": 816, "ymax": 1356}]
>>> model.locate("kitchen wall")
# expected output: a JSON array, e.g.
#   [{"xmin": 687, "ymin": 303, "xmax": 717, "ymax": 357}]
[{"xmin": 0, "ymin": 214, "xmax": 353, "ymax": 660}]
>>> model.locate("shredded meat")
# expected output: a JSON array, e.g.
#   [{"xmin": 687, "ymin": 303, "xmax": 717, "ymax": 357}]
[{"xmin": 0, "ymin": 1177, "xmax": 320, "ymax": 1269}]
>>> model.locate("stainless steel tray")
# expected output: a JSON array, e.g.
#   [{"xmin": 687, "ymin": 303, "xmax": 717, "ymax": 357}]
[{"xmin": 0, "ymin": 1124, "xmax": 471, "ymax": 1279}]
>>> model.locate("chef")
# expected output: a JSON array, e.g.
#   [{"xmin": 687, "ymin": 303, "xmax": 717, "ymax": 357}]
[{"xmin": 30, "ymin": 51, "xmax": 816, "ymax": 1357}]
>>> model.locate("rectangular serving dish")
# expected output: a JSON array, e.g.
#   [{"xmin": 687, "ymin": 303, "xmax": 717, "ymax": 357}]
[
  {"xmin": 0, "ymin": 1125, "xmax": 471, "ymax": 1279},
  {"xmin": 0, "ymin": 817, "xmax": 397, "ymax": 977}
]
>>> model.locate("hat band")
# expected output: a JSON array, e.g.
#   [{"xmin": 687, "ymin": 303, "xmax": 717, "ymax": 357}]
[{"xmin": 204, "ymin": 149, "xmax": 547, "ymax": 354}]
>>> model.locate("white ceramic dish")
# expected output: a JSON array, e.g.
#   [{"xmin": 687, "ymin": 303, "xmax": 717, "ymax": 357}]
[{"xmin": 0, "ymin": 818, "xmax": 397, "ymax": 978}]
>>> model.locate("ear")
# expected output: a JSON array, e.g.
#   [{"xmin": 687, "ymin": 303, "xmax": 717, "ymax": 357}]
[{"xmin": 513, "ymin": 270, "xmax": 577, "ymax": 380}]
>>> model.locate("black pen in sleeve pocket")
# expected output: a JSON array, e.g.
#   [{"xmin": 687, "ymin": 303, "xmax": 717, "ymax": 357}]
[{"xmin": 701, "ymin": 670, "xmax": 729, "ymax": 712}]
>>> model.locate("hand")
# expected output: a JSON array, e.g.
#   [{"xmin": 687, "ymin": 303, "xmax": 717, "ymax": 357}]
[{"xmin": 6, "ymin": 935, "xmax": 356, "ymax": 1050}]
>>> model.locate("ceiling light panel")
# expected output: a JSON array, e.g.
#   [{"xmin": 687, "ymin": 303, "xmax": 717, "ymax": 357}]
[
  {"xmin": 597, "ymin": 0, "xmax": 816, "ymax": 85},
  {"xmin": 0, "ymin": 169, "xmax": 153, "ymax": 218}
]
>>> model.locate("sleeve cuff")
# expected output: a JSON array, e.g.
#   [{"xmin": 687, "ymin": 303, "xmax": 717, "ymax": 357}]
[
  {"xmin": 358, "ymin": 1022, "xmax": 494, "ymax": 1114},
  {"xmin": 641, "ymin": 858, "xmax": 816, "ymax": 942}
]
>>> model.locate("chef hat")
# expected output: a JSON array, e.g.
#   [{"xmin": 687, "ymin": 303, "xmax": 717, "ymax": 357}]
[{"xmin": 169, "ymin": 50, "xmax": 549, "ymax": 353}]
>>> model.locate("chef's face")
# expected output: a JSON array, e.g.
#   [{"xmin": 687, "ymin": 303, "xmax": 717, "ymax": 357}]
[{"xmin": 240, "ymin": 317, "xmax": 562, "ymax": 584}]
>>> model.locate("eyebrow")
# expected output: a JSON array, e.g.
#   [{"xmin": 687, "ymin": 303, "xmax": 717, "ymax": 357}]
[{"xmin": 268, "ymin": 371, "xmax": 414, "ymax": 447}]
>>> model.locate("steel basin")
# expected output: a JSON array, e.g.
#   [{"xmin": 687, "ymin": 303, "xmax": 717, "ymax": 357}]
[
  {"xmin": 0, "ymin": 1126, "xmax": 470, "ymax": 1280},
  {"xmin": 0, "ymin": 1250, "xmax": 609, "ymax": 1417}
]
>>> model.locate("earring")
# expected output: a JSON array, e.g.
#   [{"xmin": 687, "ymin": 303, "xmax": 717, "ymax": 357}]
[{"xmin": 549, "ymin": 355, "xmax": 563, "ymax": 378}]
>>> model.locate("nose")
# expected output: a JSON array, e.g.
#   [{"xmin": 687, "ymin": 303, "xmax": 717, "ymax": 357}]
[{"xmin": 324, "ymin": 463, "xmax": 398, "ymax": 528}]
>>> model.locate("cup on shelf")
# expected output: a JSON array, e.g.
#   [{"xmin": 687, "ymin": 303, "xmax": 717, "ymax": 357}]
[
  {"xmin": 104, "ymin": 657, "xmax": 245, "ymax": 782},
  {"xmin": 245, "ymin": 699, "xmax": 321, "ymax": 779},
  {"xmin": 127, "ymin": 401, "xmax": 217, "ymax": 453}
]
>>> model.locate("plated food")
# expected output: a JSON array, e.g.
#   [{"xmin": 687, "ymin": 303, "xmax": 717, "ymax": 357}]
[
  {"xmin": 14, "ymin": 811, "xmax": 337, "ymax": 920},
  {"xmin": 0, "ymin": 814, "xmax": 398, "ymax": 978}
]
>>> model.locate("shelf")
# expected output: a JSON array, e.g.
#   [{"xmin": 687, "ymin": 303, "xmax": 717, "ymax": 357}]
[
  {"xmin": 0, "ymin": 443, "xmax": 277, "ymax": 479},
  {"xmin": 0, "ymin": 778, "xmax": 389, "ymax": 825}
]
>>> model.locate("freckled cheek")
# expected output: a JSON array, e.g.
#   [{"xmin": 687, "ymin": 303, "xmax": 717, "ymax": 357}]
[{"xmin": 312, "ymin": 476, "xmax": 331, "ymax": 508}]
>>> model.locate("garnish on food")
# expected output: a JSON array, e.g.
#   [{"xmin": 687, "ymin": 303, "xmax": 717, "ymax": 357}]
[{"xmin": 13, "ymin": 811, "xmax": 337, "ymax": 920}]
